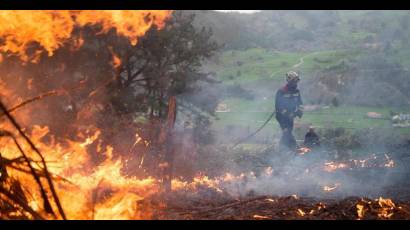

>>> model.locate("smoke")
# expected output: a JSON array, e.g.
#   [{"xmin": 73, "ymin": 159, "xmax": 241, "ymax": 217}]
[
  {"xmin": 202, "ymin": 147, "xmax": 407, "ymax": 200},
  {"xmin": 2, "ymin": 10, "xmax": 409, "ymax": 205},
  {"xmin": 165, "ymin": 10, "xmax": 410, "ymax": 203},
  {"xmin": 180, "ymin": 70, "xmax": 409, "ymax": 200}
]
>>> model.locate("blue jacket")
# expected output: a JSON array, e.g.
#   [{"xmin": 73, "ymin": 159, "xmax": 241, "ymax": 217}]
[{"xmin": 275, "ymin": 84, "xmax": 303, "ymax": 118}]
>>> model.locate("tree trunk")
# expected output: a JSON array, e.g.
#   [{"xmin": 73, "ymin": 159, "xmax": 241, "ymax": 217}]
[{"xmin": 158, "ymin": 96, "xmax": 177, "ymax": 192}]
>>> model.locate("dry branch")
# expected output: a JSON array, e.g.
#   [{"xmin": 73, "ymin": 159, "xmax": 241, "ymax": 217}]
[
  {"xmin": 0, "ymin": 130, "xmax": 55, "ymax": 216},
  {"xmin": 0, "ymin": 186, "xmax": 44, "ymax": 220},
  {"xmin": 3, "ymin": 90, "xmax": 60, "ymax": 115},
  {"xmin": 0, "ymin": 100, "xmax": 66, "ymax": 219}
]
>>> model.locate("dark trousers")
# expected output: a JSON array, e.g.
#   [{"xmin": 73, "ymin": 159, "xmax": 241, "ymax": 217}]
[{"xmin": 276, "ymin": 115, "xmax": 297, "ymax": 150}]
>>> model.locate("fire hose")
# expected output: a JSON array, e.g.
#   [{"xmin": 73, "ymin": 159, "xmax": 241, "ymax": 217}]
[{"xmin": 231, "ymin": 110, "xmax": 276, "ymax": 149}]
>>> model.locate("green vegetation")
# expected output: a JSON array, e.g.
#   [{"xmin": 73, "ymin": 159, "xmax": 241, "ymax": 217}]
[
  {"xmin": 193, "ymin": 10, "xmax": 410, "ymax": 150},
  {"xmin": 213, "ymin": 104, "xmax": 410, "ymax": 131},
  {"xmin": 207, "ymin": 47, "xmax": 410, "ymax": 143},
  {"xmin": 207, "ymin": 49, "xmax": 359, "ymax": 85}
]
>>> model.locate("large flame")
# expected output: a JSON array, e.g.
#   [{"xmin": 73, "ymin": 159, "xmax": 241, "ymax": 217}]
[
  {"xmin": 0, "ymin": 10, "xmax": 172, "ymax": 62},
  {"xmin": 0, "ymin": 123, "xmax": 401, "ymax": 220},
  {"xmin": 0, "ymin": 11, "xmax": 400, "ymax": 219},
  {"xmin": 0, "ymin": 125, "xmax": 157, "ymax": 219},
  {"xmin": 0, "ymin": 10, "xmax": 175, "ymax": 220}
]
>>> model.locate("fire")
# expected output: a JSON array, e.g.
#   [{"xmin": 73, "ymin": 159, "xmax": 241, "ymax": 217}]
[
  {"xmin": 172, "ymin": 174, "xmax": 225, "ymax": 193},
  {"xmin": 377, "ymin": 197, "xmax": 395, "ymax": 219},
  {"xmin": 1, "ymin": 113, "xmax": 400, "ymax": 220},
  {"xmin": 355, "ymin": 197, "xmax": 397, "ymax": 220},
  {"xmin": 253, "ymin": 214, "xmax": 270, "ymax": 220},
  {"xmin": 384, "ymin": 154, "xmax": 394, "ymax": 168},
  {"xmin": 0, "ymin": 10, "xmax": 172, "ymax": 62},
  {"xmin": 323, "ymin": 154, "xmax": 395, "ymax": 172},
  {"xmin": 0, "ymin": 114, "xmax": 268, "ymax": 220},
  {"xmin": 108, "ymin": 47, "xmax": 122, "ymax": 69},
  {"xmin": 0, "ymin": 125, "xmax": 162, "ymax": 219},
  {"xmin": 7, "ymin": 125, "xmax": 268, "ymax": 219},
  {"xmin": 317, "ymin": 202, "xmax": 326, "ymax": 210},
  {"xmin": 356, "ymin": 204, "xmax": 365, "ymax": 219},
  {"xmin": 0, "ymin": 10, "xmax": 175, "ymax": 219},
  {"xmin": 323, "ymin": 162, "xmax": 348, "ymax": 172},
  {"xmin": 378, "ymin": 197, "xmax": 395, "ymax": 208},
  {"xmin": 323, "ymin": 183, "xmax": 341, "ymax": 192},
  {"xmin": 297, "ymin": 208, "xmax": 306, "ymax": 216},
  {"xmin": 75, "ymin": 11, "xmax": 170, "ymax": 46},
  {"xmin": 297, "ymin": 147, "xmax": 311, "ymax": 155}
]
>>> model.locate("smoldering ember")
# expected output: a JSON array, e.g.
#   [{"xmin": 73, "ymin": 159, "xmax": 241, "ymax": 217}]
[{"xmin": 0, "ymin": 10, "xmax": 410, "ymax": 220}]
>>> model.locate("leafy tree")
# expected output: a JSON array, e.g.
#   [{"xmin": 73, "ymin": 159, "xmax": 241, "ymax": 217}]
[{"xmin": 0, "ymin": 11, "xmax": 220, "ymax": 177}]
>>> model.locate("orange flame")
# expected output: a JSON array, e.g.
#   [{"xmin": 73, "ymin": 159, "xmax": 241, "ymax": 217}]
[
  {"xmin": 323, "ymin": 162, "xmax": 348, "ymax": 172},
  {"xmin": 108, "ymin": 46, "xmax": 122, "ymax": 69},
  {"xmin": 384, "ymin": 154, "xmax": 395, "ymax": 168},
  {"xmin": 356, "ymin": 204, "xmax": 365, "ymax": 219},
  {"xmin": 253, "ymin": 214, "xmax": 270, "ymax": 220},
  {"xmin": 0, "ymin": 10, "xmax": 175, "ymax": 220},
  {"xmin": 324, "ymin": 154, "xmax": 395, "ymax": 172},
  {"xmin": 297, "ymin": 208, "xmax": 306, "ymax": 216},
  {"xmin": 0, "ymin": 126, "xmax": 161, "ymax": 219},
  {"xmin": 377, "ymin": 197, "xmax": 396, "ymax": 219},
  {"xmin": 0, "ymin": 10, "xmax": 172, "ymax": 62},
  {"xmin": 297, "ymin": 147, "xmax": 311, "ymax": 155},
  {"xmin": 323, "ymin": 183, "xmax": 341, "ymax": 192},
  {"xmin": 0, "ymin": 123, "xmax": 255, "ymax": 219}
]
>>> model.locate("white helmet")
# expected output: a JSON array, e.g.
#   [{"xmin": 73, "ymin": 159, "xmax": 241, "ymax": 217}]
[{"xmin": 286, "ymin": 71, "xmax": 300, "ymax": 82}]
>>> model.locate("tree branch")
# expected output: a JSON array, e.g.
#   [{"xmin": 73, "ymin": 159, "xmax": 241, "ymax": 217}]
[{"xmin": 0, "ymin": 100, "xmax": 67, "ymax": 220}]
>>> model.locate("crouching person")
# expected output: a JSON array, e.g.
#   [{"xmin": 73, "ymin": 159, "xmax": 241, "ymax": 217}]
[{"xmin": 304, "ymin": 126, "xmax": 320, "ymax": 148}]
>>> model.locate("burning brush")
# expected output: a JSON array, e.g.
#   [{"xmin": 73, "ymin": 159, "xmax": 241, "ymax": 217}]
[
  {"xmin": 0, "ymin": 101, "xmax": 65, "ymax": 219},
  {"xmin": 0, "ymin": 10, "xmax": 174, "ymax": 220},
  {"xmin": 297, "ymin": 147, "xmax": 311, "ymax": 155},
  {"xmin": 0, "ymin": 10, "xmax": 409, "ymax": 221}
]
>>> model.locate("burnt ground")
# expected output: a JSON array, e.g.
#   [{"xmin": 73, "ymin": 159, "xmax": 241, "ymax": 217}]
[
  {"xmin": 151, "ymin": 168, "xmax": 410, "ymax": 220},
  {"xmin": 156, "ymin": 178, "xmax": 410, "ymax": 220},
  {"xmin": 160, "ymin": 195, "xmax": 410, "ymax": 220},
  {"xmin": 154, "ymin": 149, "xmax": 410, "ymax": 220}
]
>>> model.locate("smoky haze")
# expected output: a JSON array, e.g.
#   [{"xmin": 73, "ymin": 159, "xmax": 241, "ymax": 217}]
[
  {"xmin": 1, "ymin": 10, "xmax": 410, "ymax": 202},
  {"xmin": 170, "ymin": 10, "xmax": 410, "ymax": 200}
]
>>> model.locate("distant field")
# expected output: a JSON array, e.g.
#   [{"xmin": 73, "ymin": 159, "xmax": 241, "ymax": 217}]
[
  {"xmin": 213, "ymin": 104, "xmax": 410, "ymax": 131},
  {"xmin": 208, "ymin": 48, "xmax": 410, "ymax": 141},
  {"xmin": 206, "ymin": 48, "xmax": 360, "ymax": 85}
]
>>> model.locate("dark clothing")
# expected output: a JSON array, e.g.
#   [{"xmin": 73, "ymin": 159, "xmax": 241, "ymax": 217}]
[
  {"xmin": 280, "ymin": 129, "xmax": 297, "ymax": 150},
  {"xmin": 275, "ymin": 84, "xmax": 303, "ymax": 150},
  {"xmin": 276, "ymin": 112, "xmax": 294, "ymax": 131},
  {"xmin": 276, "ymin": 114, "xmax": 296, "ymax": 149},
  {"xmin": 304, "ymin": 131, "xmax": 320, "ymax": 148},
  {"xmin": 275, "ymin": 85, "xmax": 303, "ymax": 118}
]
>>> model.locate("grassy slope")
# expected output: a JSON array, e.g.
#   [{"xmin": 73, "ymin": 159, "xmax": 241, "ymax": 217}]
[
  {"xmin": 208, "ymin": 48, "xmax": 410, "ymax": 139},
  {"xmin": 208, "ymin": 48, "xmax": 358, "ymax": 84}
]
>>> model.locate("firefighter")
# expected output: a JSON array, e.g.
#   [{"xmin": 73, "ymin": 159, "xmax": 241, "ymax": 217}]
[
  {"xmin": 275, "ymin": 71, "xmax": 303, "ymax": 150},
  {"xmin": 304, "ymin": 126, "xmax": 320, "ymax": 148}
]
